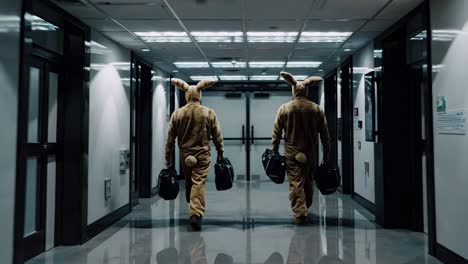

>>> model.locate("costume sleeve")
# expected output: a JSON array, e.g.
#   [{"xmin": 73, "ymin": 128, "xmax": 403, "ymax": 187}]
[
  {"xmin": 165, "ymin": 113, "xmax": 177, "ymax": 165},
  {"xmin": 210, "ymin": 111, "xmax": 224, "ymax": 157},
  {"xmin": 272, "ymin": 106, "xmax": 284, "ymax": 153},
  {"xmin": 319, "ymin": 109, "xmax": 331, "ymax": 161}
]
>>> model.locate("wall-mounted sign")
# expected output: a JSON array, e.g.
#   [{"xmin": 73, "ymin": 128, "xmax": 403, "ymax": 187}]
[
  {"xmin": 436, "ymin": 96, "xmax": 446, "ymax": 112},
  {"xmin": 437, "ymin": 110, "xmax": 466, "ymax": 135}
]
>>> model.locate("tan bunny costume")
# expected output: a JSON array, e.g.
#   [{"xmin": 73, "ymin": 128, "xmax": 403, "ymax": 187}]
[
  {"xmin": 165, "ymin": 78, "xmax": 224, "ymax": 218},
  {"xmin": 272, "ymin": 72, "xmax": 330, "ymax": 218}
]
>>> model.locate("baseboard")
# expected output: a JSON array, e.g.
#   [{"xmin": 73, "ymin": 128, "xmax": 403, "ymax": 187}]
[
  {"xmin": 151, "ymin": 185, "xmax": 159, "ymax": 197},
  {"xmin": 434, "ymin": 242, "xmax": 468, "ymax": 264},
  {"xmin": 85, "ymin": 203, "xmax": 130, "ymax": 242},
  {"xmin": 352, "ymin": 192, "xmax": 376, "ymax": 214}
]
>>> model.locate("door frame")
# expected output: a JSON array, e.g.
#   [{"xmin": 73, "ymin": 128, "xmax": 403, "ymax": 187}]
[
  {"xmin": 324, "ymin": 70, "xmax": 339, "ymax": 168},
  {"xmin": 340, "ymin": 58, "xmax": 354, "ymax": 195},
  {"xmin": 130, "ymin": 53, "xmax": 153, "ymax": 198},
  {"xmin": 14, "ymin": 0, "xmax": 90, "ymax": 262}
]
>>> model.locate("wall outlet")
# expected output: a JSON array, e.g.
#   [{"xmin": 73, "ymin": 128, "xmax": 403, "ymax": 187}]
[
  {"xmin": 119, "ymin": 149, "xmax": 130, "ymax": 171},
  {"xmin": 365, "ymin": 161, "xmax": 370, "ymax": 177},
  {"xmin": 104, "ymin": 178, "xmax": 111, "ymax": 200}
]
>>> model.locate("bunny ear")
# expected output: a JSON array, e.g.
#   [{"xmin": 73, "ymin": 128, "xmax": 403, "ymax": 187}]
[
  {"xmin": 280, "ymin": 71, "xmax": 297, "ymax": 86},
  {"xmin": 171, "ymin": 78, "xmax": 190, "ymax": 92},
  {"xmin": 302, "ymin": 76, "xmax": 323, "ymax": 87},
  {"xmin": 196, "ymin": 79, "xmax": 217, "ymax": 91}
]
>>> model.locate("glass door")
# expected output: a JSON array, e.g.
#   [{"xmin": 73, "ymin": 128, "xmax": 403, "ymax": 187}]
[
  {"xmin": 203, "ymin": 91, "xmax": 248, "ymax": 181},
  {"xmin": 24, "ymin": 54, "xmax": 60, "ymax": 260},
  {"xmin": 249, "ymin": 91, "xmax": 291, "ymax": 182}
]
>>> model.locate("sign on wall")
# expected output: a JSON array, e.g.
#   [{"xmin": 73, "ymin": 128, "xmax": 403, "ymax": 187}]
[{"xmin": 437, "ymin": 110, "xmax": 466, "ymax": 135}]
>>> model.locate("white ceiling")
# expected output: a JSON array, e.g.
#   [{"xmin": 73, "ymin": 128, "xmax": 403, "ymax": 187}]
[{"xmin": 53, "ymin": 0, "xmax": 423, "ymax": 80}]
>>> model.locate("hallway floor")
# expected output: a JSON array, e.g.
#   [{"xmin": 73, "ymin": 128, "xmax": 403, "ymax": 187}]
[{"xmin": 27, "ymin": 181, "xmax": 442, "ymax": 264}]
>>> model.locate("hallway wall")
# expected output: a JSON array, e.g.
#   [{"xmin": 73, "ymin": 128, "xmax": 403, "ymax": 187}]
[
  {"xmin": 152, "ymin": 73, "xmax": 170, "ymax": 189},
  {"xmin": 0, "ymin": 0, "xmax": 21, "ymax": 262},
  {"xmin": 88, "ymin": 31, "xmax": 131, "ymax": 224},
  {"xmin": 352, "ymin": 43, "xmax": 376, "ymax": 203},
  {"xmin": 430, "ymin": 0, "xmax": 468, "ymax": 259}
]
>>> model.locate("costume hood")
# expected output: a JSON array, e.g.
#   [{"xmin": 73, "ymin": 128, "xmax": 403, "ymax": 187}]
[
  {"xmin": 280, "ymin": 71, "xmax": 323, "ymax": 98},
  {"xmin": 171, "ymin": 78, "xmax": 217, "ymax": 103}
]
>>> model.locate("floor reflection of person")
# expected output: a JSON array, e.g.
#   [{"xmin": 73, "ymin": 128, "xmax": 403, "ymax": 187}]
[
  {"xmin": 179, "ymin": 232, "xmax": 208, "ymax": 264},
  {"xmin": 286, "ymin": 227, "xmax": 345, "ymax": 264}
]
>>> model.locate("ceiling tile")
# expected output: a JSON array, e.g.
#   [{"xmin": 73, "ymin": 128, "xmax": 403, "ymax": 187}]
[
  {"xmin": 304, "ymin": 19, "xmax": 366, "ymax": 32},
  {"xmin": 184, "ymin": 20, "xmax": 242, "ymax": 31},
  {"xmin": 53, "ymin": 1, "xmax": 106, "ymax": 19},
  {"xmin": 361, "ymin": 19, "xmax": 394, "ymax": 32},
  {"xmin": 168, "ymin": 0, "xmax": 242, "ymax": 19},
  {"xmin": 246, "ymin": 20, "xmax": 302, "ymax": 31},
  {"xmin": 376, "ymin": 0, "xmax": 423, "ymax": 20},
  {"xmin": 82, "ymin": 18, "xmax": 122, "ymax": 32},
  {"xmin": 98, "ymin": 4, "xmax": 173, "ymax": 19},
  {"xmin": 120, "ymin": 19, "xmax": 182, "ymax": 32},
  {"xmin": 307, "ymin": 0, "xmax": 388, "ymax": 19}
]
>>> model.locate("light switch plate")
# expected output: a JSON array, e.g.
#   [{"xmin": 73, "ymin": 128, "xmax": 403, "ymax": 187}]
[{"xmin": 104, "ymin": 178, "xmax": 111, "ymax": 200}]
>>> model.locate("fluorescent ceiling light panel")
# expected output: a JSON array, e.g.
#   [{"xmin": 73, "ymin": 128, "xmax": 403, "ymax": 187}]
[
  {"xmin": 30, "ymin": 15, "xmax": 59, "ymax": 31},
  {"xmin": 250, "ymin": 75, "xmax": 279, "ymax": 81},
  {"xmin": 286, "ymin": 61, "xmax": 322, "ymax": 68},
  {"xmin": 218, "ymin": 75, "xmax": 248, "ymax": 81},
  {"xmin": 174, "ymin": 62, "xmax": 210, "ymax": 68},
  {"xmin": 190, "ymin": 76, "xmax": 219, "ymax": 81},
  {"xmin": 249, "ymin": 61, "xmax": 285, "ymax": 68},
  {"xmin": 293, "ymin": 75, "xmax": 309, "ymax": 81},
  {"xmin": 299, "ymin": 32, "xmax": 352, "ymax": 43},
  {"xmin": 211, "ymin": 61, "xmax": 247, "ymax": 68},
  {"xmin": 135, "ymin": 31, "xmax": 191, "ymax": 42},
  {"xmin": 191, "ymin": 31, "xmax": 244, "ymax": 43},
  {"xmin": 247, "ymin": 32, "xmax": 298, "ymax": 42}
]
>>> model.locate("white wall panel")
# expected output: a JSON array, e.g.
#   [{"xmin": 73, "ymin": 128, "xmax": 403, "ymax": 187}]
[
  {"xmin": 431, "ymin": 0, "xmax": 468, "ymax": 259},
  {"xmin": 88, "ymin": 31, "xmax": 131, "ymax": 224},
  {"xmin": 0, "ymin": 0, "xmax": 21, "ymax": 262}
]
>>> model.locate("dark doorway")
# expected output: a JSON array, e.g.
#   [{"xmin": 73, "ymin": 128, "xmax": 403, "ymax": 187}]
[
  {"xmin": 131, "ymin": 55, "xmax": 153, "ymax": 199},
  {"xmin": 408, "ymin": 64, "xmax": 425, "ymax": 232},
  {"xmin": 325, "ymin": 71, "xmax": 338, "ymax": 167},
  {"xmin": 376, "ymin": 26, "xmax": 415, "ymax": 229},
  {"xmin": 340, "ymin": 59, "xmax": 354, "ymax": 195}
]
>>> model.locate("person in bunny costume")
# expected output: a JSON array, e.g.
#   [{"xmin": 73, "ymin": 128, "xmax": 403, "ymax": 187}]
[
  {"xmin": 272, "ymin": 72, "xmax": 330, "ymax": 224},
  {"xmin": 165, "ymin": 78, "xmax": 224, "ymax": 231}
]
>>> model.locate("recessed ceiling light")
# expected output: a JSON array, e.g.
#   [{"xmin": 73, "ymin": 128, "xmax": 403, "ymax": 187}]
[
  {"xmin": 174, "ymin": 62, "xmax": 210, "ymax": 68},
  {"xmin": 135, "ymin": 31, "xmax": 191, "ymax": 43},
  {"xmin": 294, "ymin": 75, "xmax": 309, "ymax": 81},
  {"xmin": 286, "ymin": 61, "xmax": 322, "ymax": 68},
  {"xmin": 318, "ymin": 69, "xmax": 324, "ymax": 72},
  {"xmin": 191, "ymin": 31, "xmax": 244, "ymax": 43},
  {"xmin": 299, "ymin": 32, "xmax": 352, "ymax": 43},
  {"xmin": 141, "ymin": 48, "xmax": 150, "ymax": 52},
  {"xmin": 218, "ymin": 75, "xmax": 249, "ymax": 81},
  {"xmin": 249, "ymin": 61, "xmax": 285, "ymax": 68},
  {"xmin": 250, "ymin": 75, "xmax": 279, "ymax": 81},
  {"xmin": 211, "ymin": 61, "xmax": 246, "ymax": 68},
  {"xmin": 172, "ymin": 70, "xmax": 179, "ymax": 73},
  {"xmin": 247, "ymin": 32, "xmax": 298, "ymax": 43},
  {"xmin": 344, "ymin": 48, "xmax": 352, "ymax": 52},
  {"xmin": 190, "ymin": 75, "xmax": 219, "ymax": 81}
]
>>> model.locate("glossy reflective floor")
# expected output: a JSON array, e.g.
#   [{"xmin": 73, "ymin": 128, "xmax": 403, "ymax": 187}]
[{"xmin": 28, "ymin": 181, "xmax": 442, "ymax": 264}]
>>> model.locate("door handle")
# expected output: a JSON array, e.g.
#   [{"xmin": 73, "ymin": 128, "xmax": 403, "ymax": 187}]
[
  {"xmin": 251, "ymin": 125, "xmax": 254, "ymax": 144},
  {"xmin": 242, "ymin": 125, "xmax": 245, "ymax": 144}
]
